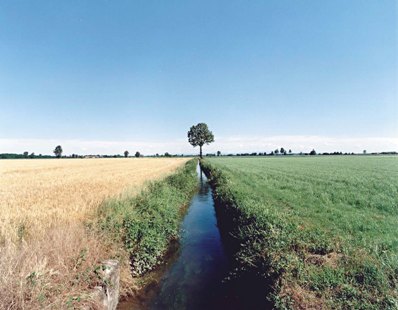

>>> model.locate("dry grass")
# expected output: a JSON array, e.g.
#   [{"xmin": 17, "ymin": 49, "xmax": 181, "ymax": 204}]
[{"xmin": 0, "ymin": 158, "xmax": 189, "ymax": 309}]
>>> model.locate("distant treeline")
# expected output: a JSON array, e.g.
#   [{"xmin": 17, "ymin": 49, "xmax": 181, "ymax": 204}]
[
  {"xmin": 206, "ymin": 151, "xmax": 398, "ymax": 157},
  {"xmin": 0, "ymin": 152, "xmax": 190, "ymax": 159},
  {"xmin": 0, "ymin": 153, "xmax": 53, "ymax": 159},
  {"xmin": 1, "ymin": 151, "xmax": 397, "ymax": 159}
]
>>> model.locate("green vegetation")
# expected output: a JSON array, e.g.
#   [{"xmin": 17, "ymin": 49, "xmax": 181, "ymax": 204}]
[
  {"xmin": 98, "ymin": 159, "xmax": 197, "ymax": 276},
  {"xmin": 187, "ymin": 122, "xmax": 215, "ymax": 158},
  {"xmin": 0, "ymin": 153, "xmax": 53, "ymax": 159},
  {"xmin": 53, "ymin": 145, "xmax": 63, "ymax": 158},
  {"xmin": 201, "ymin": 156, "xmax": 398, "ymax": 309}
]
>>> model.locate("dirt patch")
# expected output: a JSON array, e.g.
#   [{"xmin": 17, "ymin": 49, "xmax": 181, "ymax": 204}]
[
  {"xmin": 280, "ymin": 281, "xmax": 325, "ymax": 310},
  {"xmin": 305, "ymin": 252, "xmax": 343, "ymax": 268}
]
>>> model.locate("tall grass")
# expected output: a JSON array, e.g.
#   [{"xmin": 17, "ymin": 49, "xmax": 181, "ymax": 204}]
[{"xmin": 202, "ymin": 156, "xmax": 398, "ymax": 309}]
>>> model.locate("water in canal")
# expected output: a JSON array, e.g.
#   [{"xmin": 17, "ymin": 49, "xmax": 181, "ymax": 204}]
[
  {"xmin": 118, "ymin": 163, "xmax": 248, "ymax": 309},
  {"xmin": 150, "ymin": 163, "xmax": 236, "ymax": 309}
]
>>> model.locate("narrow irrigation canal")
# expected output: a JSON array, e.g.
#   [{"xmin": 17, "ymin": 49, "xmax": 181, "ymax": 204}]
[
  {"xmin": 119, "ymin": 162, "xmax": 245, "ymax": 309},
  {"xmin": 150, "ymin": 163, "xmax": 235, "ymax": 309}
]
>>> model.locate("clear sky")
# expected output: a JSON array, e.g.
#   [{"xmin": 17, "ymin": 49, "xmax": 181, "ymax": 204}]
[{"xmin": 0, "ymin": 0, "xmax": 397, "ymax": 155}]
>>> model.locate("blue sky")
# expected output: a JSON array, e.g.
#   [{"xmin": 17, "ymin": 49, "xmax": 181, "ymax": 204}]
[{"xmin": 0, "ymin": 0, "xmax": 397, "ymax": 154}]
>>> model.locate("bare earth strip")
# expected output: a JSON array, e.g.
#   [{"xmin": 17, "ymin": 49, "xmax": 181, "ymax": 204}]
[{"xmin": 0, "ymin": 158, "xmax": 189, "ymax": 309}]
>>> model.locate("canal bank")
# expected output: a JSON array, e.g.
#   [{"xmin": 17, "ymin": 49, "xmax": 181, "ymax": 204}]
[
  {"xmin": 201, "ymin": 160, "xmax": 274, "ymax": 310},
  {"xmin": 149, "ymin": 163, "xmax": 242, "ymax": 309},
  {"xmin": 118, "ymin": 162, "xmax": 271, "ymax": 309}
]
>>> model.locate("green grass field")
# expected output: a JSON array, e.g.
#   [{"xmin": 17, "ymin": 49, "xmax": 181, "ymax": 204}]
[{"xmin": 202, "ymin": 156, "xmax": 398, "ymax": 309}]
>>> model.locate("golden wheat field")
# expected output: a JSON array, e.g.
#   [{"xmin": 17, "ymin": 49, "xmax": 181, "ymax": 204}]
[
  {"xmin": 0, "ymin": 157, "xmax": 189, "ymax": 240},
  {"xmin": 0, "ymin": 157, "xmax": 189, "ymax": 309}
]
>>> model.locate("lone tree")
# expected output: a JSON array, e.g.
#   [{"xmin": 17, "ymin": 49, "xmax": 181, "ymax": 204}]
[
  {"xmin": 135, "ymin": 151, "xmax": 141, "ymax": 158},
  {"xmin": 53, "ymin": 145, "xmax": 63, "ymax": 158},
  {"xmin": 124, "ymin": 150, "xmax": 129, "ymax": 158},
  {"xmin": 187, "ymin": 123, "xmax": 214, "ymax": 158},
  {"xmin": 217, "ymin": 150, "xmax": 221, "ymax": 157}
]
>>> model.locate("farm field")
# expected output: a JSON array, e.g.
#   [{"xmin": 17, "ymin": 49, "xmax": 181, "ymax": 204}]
[
  {"xmin": 0, "ymin": 157, "xmax": 189, "ymax": 308},
  {"xmin": 203, "ymin": 156, "xmax": 398, "ymax": 309},
  {"xmin": 0, "ymin": 157, "xmax": 188, "ymax": 240}
]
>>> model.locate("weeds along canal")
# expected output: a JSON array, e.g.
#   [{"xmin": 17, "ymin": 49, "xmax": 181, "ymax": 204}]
[{"xmin": 119, "ymin": 162, "xmax": 247, "ymax": 309}]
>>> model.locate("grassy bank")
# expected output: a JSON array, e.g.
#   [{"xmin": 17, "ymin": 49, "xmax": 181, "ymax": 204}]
[
  {"xmin": 97, "ymin": 159, "xmax": 198, "ymax": 294},
  {"xmin": 201, "ymin": 156, "xmax": 398, "ymax": 309}
]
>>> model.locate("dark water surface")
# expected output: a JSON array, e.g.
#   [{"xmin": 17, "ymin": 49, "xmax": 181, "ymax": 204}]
[
  {"xmin": 150, "ymin": 163, "xmax": 237, "ymax": 309},
  {"xmin": 119, "ymin": 163, "xmax": 251, "ymax": 310}
]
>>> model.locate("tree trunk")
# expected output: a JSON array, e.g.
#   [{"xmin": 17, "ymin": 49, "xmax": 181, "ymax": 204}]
[{"xmin": 200, "ymin": 145, "xmax": 203, "ymax": 159}]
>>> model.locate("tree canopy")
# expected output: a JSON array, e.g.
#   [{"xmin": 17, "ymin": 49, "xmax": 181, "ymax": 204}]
[
  {"xmin": 53, "ymin": 145, "xmax": 63, "ymax": 158},
  {"xmin": 187, "ymin": 123, "xmax": 214, "ymax": 158}
]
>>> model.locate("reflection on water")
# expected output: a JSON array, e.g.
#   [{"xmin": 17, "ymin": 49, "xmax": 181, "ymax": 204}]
[{"xmin": 150, "ymin": 163, "xmax": 235, "ymax": 309}]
